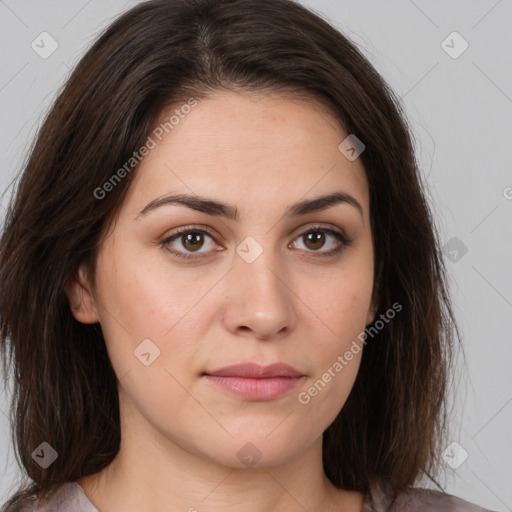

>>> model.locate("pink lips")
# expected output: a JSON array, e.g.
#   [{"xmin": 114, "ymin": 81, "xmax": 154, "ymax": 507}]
[{"xmin": 202, "ymin": 362, "xmax": 305, "ymax": 401}]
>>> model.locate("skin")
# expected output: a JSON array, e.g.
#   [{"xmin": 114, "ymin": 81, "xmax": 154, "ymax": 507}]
[{"xmin": 67, "ymin": 90, "xmax": 377, "ymax": 512}]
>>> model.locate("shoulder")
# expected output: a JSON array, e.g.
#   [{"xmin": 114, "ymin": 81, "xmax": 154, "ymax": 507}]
[
  {"xmin": 391, "ymin": 488, "xmax": 498, "ymax": 512},
  {"xmin": 3, "ymin": 482, "xmax": 98, "ymax": 512},
  {"xmin": 363, "ymin": 486, "xmax": 499, "ymax": 512}
]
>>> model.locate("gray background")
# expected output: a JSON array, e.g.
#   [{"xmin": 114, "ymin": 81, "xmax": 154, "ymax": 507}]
[{"xmin": 0, "ymin": 0, "xmax": 511, "ymax": 510}]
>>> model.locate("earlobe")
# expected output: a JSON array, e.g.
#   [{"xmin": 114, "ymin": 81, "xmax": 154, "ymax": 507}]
[
  {"xmin": 366, "ymin": 304, "xmax": 377, "ymax": 326},
  {"xmin": 367, "ymin": 260, "xmax": 382, "ymax": 325},
  {"xmin": 64, "ymin": 264, "xmax": 99, "ymax": 324}
]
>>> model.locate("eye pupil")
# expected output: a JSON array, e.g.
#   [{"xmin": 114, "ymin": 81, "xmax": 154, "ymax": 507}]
[
  {"xmin": 183, "ymin": 233, "xmax": 203, "ymax": 251},
  {"xmin": 305, "ymin": 232, "xmax": 325, "ymax": 250}
]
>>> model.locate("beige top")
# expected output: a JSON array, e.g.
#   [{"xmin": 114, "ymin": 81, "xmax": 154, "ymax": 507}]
[{"xmin": 11, "ymin": 481, "xmax": 499, "ymax": 512}]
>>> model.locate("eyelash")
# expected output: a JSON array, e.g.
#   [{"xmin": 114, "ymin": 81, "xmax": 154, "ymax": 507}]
[{"xmin": 161, "ymin": 224, "xmax": 353, "ymax": 261}]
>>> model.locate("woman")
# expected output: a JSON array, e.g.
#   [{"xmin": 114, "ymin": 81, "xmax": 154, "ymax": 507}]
[{"xmin": 0, "ymin": 0, "xmax": 499, "ymax": 511}]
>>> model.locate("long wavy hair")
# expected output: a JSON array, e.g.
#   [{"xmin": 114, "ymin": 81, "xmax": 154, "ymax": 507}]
[{"xmin": 0, "ymin": 0, "xmax": 459, "ymax": 509}]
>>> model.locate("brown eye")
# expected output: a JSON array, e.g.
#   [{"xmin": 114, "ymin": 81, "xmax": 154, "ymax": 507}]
[
  {"xmin": 303, "ymin": 231, "xmax": 326, "ymax": 251},
  {"xmin": 180, "ymin": 232, "xmax": 205, "ymax": 252},
  {"xmin": 291, "ymin": 227, "xmax": 351, "ymax": 257},
  {"xmin": 161, "ymin": 227, "xmax": 218, "ymax": 260},
  {"xmin": 161, "ymin": 225, "xmax": 352, "ymax": 261}
]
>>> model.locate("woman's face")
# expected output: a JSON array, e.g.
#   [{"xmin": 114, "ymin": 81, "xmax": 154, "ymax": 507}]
[{"xmin": 70, "ymin": 90, "xmax": 376, "ymax": 468}]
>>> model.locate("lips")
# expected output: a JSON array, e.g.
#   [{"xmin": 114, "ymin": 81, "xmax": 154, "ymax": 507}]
[
  {"xmin": 203, "ymin": 362, "xmax": 304, "ymax": 378},
  {"xmin": 202, "ymin": 362, "xmax": 305, "ymax": 401}
]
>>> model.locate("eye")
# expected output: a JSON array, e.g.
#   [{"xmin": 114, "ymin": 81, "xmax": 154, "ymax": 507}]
[
  {"xmin": 289, "ymin": 226, "xmax": 353, "ymax": 257},
  {"xmin": 161, "ymin": 225, "xmax": 353, "ymax": 260},
  {"xmin": 161, "ymin": 225, "xmax": 219, "ymax": 260}
]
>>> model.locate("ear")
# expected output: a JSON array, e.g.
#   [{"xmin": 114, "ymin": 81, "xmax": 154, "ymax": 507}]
[
  {"xmin": 366, "ymin": 296, "xmax": 378, "ymax": 326},
  {"xmin": 64, "ymin": 264, "xmax": 99, "ymax": 324}
]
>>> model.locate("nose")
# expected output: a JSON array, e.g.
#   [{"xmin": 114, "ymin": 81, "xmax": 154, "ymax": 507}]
[{"xmin": 222, "ymin": 245, "xmax": 297, "ymax": 340}]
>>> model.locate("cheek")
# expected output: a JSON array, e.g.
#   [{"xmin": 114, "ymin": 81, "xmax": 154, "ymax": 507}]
[
  {"xmin": 296, "ymin": 264, "xmax": 372, "ymax": 408},
  {"xmin": 305, "ymin": 264, "xmax": 374, "ymax": 345},
  {"xmin": 94, "ymin": 237, "xmax": 185, "ymax": 335},
  {"xmin": 92, "ymin": 241, "xmax": 212, "ymax": 379}
]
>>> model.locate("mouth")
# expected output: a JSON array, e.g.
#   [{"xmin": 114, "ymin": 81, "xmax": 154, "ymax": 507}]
[{"xmin": 202, "ymin": 362, "xmax": 305, "ymax": 401}]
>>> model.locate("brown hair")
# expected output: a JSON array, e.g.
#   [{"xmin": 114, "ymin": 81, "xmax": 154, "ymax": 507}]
[{"xmin": 0, "ymin": 0, "xmax": 460, "ymax": 509}]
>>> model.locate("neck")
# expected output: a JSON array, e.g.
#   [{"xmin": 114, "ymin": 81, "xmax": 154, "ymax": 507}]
[{"xmin": 77, "ymin": 388, "xmax": 364, "ymax": 512}]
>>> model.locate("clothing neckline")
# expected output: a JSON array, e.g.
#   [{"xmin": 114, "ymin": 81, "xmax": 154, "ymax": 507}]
[{"xmin": 72, "ymin": 481, "xmax": 372, "ymax": 512}]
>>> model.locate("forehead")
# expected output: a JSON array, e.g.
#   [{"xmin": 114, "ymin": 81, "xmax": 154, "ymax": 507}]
[{"xmin": 122, "ymin": 90, "xmax": 370, "ymax": 219}]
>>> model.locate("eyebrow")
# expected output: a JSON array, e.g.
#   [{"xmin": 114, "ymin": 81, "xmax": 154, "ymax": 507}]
[{"xmin": 137, "ymin": 191, "xmax": 363, "ymax": 220}]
